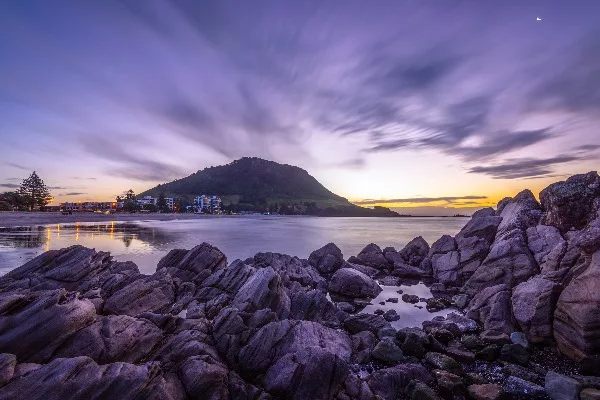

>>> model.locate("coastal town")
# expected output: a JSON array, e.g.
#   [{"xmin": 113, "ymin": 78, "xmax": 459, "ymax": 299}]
[{"xmin": 58, "ymin": 194, "xmax": 223, "ymax": 214}]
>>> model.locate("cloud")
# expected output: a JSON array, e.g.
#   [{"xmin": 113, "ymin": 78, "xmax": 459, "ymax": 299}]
[
  {"xmin": 71, "ymin": 176, "xmax": 97, "ymax": 180},
  {"xmin": 468, "ymin": 155, "xmax": 580, "ymax": 179},
  {"xmin": 5, "ymin": 163, "xmax": 29, "ymax": 171},
  {"xmin": 355, "ymin": 195, "xmax": 488, "ymax": 205},
  {"xmin": 61, "ymin": 192, "xmax": 87, "ymax": 196},
  {"xmin": 47, "ymin": 186, "xmax": 66, "ymax": 190},
  {"xmin": 0, "ymin": 183, "xmax": 20, "ymax": 189}
]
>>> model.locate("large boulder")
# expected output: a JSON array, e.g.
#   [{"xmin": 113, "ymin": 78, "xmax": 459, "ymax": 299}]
[
  {"xmin": 512, "ymin": 276, "xmax": 562, "ymax": 344},
  {"xmin": 0, "ymin": 356, "xmax": 184, "ymax": 400},
  {"xmin": 527, "ymin": 225, "xmax": 568, "ymax": 275},
  {"xmin": 554, "ymin": 249, "xmax": 600, "ymax": 359},
  {"xmin": 367, "ymin": 364, "xmax": 433, "ymax": 399},
  {"xmin": 348, "ymin": 244, "xmax": 391, "ymax": 270},
  {"xmin": 399, "ymin": 236, "xmax": 430, "ymax": 267},
  {"xmin": 0, "ymin": 289, "xmax": 96, "ymax": 363},
  {"xmin": 308, "ymin": 243, "xmax": 344, "ymax": 275},
  {"xmin": 466, "ymin": 284, "xmax": 514, "ymax": 334},
  {"xmin": 156, "ymin": 242, "xmax": 227, "ymax": 285},
  {"xmin": 262, "ymin": 346, "xmax": 349, "ymax": 400},
  {"xmin": 328, "ymin": 268, "xmax": 382, "ymax": 299},
  {"xmin": 232, "ymin": 267, "xmax": 290, "ymax": 319},
  {"xmin": 540, "ymin": 171, "xmax": 600, "ymax": 233},
  {"xmin": 253, "ymin": 252, "xmax": 325, "ymax": 290}
]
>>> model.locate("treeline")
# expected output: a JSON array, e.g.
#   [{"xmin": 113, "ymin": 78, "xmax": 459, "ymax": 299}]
[{"xmin": 0, "ymin": 172, "xmax": 52, "ymax": 211}]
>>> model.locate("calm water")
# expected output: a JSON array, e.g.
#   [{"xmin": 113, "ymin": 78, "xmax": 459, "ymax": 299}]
[{"xmin": 0, "ymin": 216, "xmax": 467, "ymax": 276}]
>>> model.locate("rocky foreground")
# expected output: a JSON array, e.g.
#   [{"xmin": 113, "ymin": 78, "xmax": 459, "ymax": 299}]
[{"xmin": 1, "ymin": 172, "xmax": 600, "ymax": 400}]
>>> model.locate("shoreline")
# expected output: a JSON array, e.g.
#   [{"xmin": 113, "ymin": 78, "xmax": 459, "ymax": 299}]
[{"xmin": 0, "ymin": 211, "xmax": 468, "ymax": 228}]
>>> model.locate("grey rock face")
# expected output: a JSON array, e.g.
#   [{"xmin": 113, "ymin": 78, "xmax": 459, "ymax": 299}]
[
  {"xmin": 512, "ymin": 277, "xmax": 562, "ymax": 343},
  {"xmin": 429, "ymin": 235, "xmax": 457, "ymax": 257},
  {"xmin": 328, "ymin": 268, "xmax": 382, "ymax": 299},
  {"xmin": 344, "ymin": 314, "xmax": 391, "ymax": 335},
  {"xmin": 232, "ymin": 267, "xmax": 290, "ymax": 318},
  {"xmin": 540, "ymin": 171, "xmax": 600, "ymax": 232},
  {"xmin": 263, "ymin": 346, "xmax": 349, "ymax": 400},
  {"xmin": 367, "ymin": 364, "xmax": 433, "ymax": 399},
  {"xmin": 0, "ymin": 354, "xmax": 15, "ymax": 388},
  {"xmin": 424, "ymin": 352, "xmax": 462, "ymax": 374},
  {"xmin": 399, "ymin": 236, "xmax": 430, "ymax": 267},
  {"xmin": 349, "ymin": 243, "xmax": 391, "ymax": 270},
  {"xmin": 545, "ymin": 371, "xmax": 581, "ymax": 400},
  {"xmin": 504, "ymin": 376, "xmax": 545, "ymax": 398},
  {"xmin": 157, "ymin": 242, "xmax": 227, "ymax": 284},
  {"xmin": 527, "ymin": 225, "xmax": 567, "ymax": 274},
  {"xmin": 554, "ymin": 249, "xmax": 600, "ymax": 359},
  {"xmin": 253, "ymin": 252, "xmax": 325, "ymax": 290},
  {"xmin": 309, "ymin": 243, "xmax": 344, "ymax": 275},
  {"xmin": 466, "ymin": 284, "xmax": 514, "ymax": 334},
  {"xmin": 372, "ymin": 337, "xmax": 404, "ymax": 362},
  {"xmin": 0, "ymin": 289, "xmax": 96, "ymax": 363}
]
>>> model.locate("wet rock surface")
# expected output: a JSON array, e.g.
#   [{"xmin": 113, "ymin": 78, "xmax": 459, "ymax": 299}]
[{"xmin": 1, "ymin": 172, "xmax": 600, "ymax": 399}]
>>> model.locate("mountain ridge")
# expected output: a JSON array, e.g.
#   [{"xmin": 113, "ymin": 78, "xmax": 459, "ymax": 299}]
[{"xmin": 140, "ymin": 157, "xmax": 400, "ymax": 217}]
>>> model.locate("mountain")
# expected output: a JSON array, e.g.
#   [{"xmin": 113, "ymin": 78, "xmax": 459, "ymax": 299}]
[{"xmin": 140, "ymin": 157, "xmax": 399, "ymax": 217}]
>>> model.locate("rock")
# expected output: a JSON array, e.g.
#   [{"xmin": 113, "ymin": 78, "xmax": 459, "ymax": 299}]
[
  {"xmin": 309, "ymin": 243, "xmax": 344, "ymax": 275},
  {"xmin": 426, "ymin": 298, "xmax": 446, "ymax": 312},
  {"xmin": 367, "ymin": 364, "xmax": 433, "ymax": 399},
  {"xmin": 103, "ymin": 269, "xmax": 175, "ymax": 316},
  {"xmin": 157, "ymin": 242, "xmax": 227, "ymax": 284},
  {"xmin": 399, "ymin": 236, "xmax": 430, "ymax": 267},
  {"xmin": 351, "ymin": 243, "xmax": 390, "ymax": 270},
  {"xmin": 337, "ymin": 302, "xmax": 355, "ymax": 313},
  {"xmin": 408, "ymin": 380, "xmax": 442, "ymax": 400},
  {"xmin": 503, "ymin": 363, "xmax": 541, "ymax": 384},
  {"xmin": 446, "ymin": 347, "xmax": 475, "ymax": 364},
  {"xmin": 580, "ymin": 355, "xmax": 600, "ymax": 376},
  {"xmin": 577, "ymin": 217, "xmax": 600, "ymax": 255},
  {"xmin": 463, "ymin": 190, "xmax": 540, "ymax": 296},
  {"xmin": 461, "ymin": 335, "xmax": 484, "ymax": 350},
  {"xmin": 263, "ymin": 346, "xmax": 349, "ymax": 400},
  {"xmin": 476, "ymin": 345, "xmax": 501, "ymax": 361},
  {"xmin": 512, "ymin": 277, "xmax": 562, "ymax": 344},
  {"xmin": 12, "ymin": 363, "xmax": 40, "ymax": 379},
  {"xmin": 480, "ymin": 330, "xmax": 511, "ymax": 345},
  {"xmin": 468, "ymin": 384, "xmax": 503, "ymax": 400},
  {"xmin": 545, "ymin": 371, "xmax": 581, "ymax": 400},
  {"xmin": 432, "ymin": 329, "xmax": 454, "ymax": 344},
  {"xmin": 232, "ymin": 267, "xmax": 291, "ymax": 318},
  {"xmin": 253, "ymin": 252, "xmax": 326, "ymax": 290},
  {"xmin": 527, "ymin": 225, "xmax": 568, "ymax": 274},
  {"xmin": 344, "ymin": 313, "xmax": 391, "ymax": 335},
  {"xmin": 383, "ymin": 309, "xmax": 400, "ymax": 322},
  {"xmin": 424, "ymin": 352, "xmax": 461, "ymax": 373},
  {"xmin": 554, "ymin": 249, "xmax": 600, "ymax": 359},
  {"xmin": 511, "ymin": 332, "xmax": 530, "ymax": 349},
  {"xmin": 0, "ymin": 354, "xmax": 16, "ymax": 387},
  {"xmin": 0, "ymin": 356, "xmax": 184, "ymax": 400},
  {"xmin": 289, "ymin": 289, "xmax": 347, "ymax": 328},
  {"xmin": 52, "ymin": 314, "xmax": 163, "ymax": 364},
  {"xmin": 386, "ymin": 297, "xmax": 399, "ymax": 303},
  {"xmin": 429, "ymin": 235, "xmax": 457, "ymax": 257},
  {"xmin": 351, "ymin": 331, "xmax": 377, "ymax": 364},
  {"xmin": 372, "ymin": 337, "xmax": 404, "ymax": 362},
  {"xmin": 500, "ymin": 344, "xmax": 530, "ymax": 366},
  {"xmin": 0, "ymin": 289, "xmax": 96, "ymax": 363},
  {"xmin": 238, "ymin": 320, "xmax": 351, "ymax": 376},
  {"xmin": 178, "ymin": 356, "xmax": 229, "ymax": 399},
  {"xmin": 582, "ymin": 388, "xmax": 600, "ymax": 400},
  {"xmin": 433, "ymin": 370, "xmax": 464, "ymax": 397},
  {"xmin": 540, "ymin": 171, "xmax": 600, "ymax": 232},
  {"xmin": 431, "ymin": 251, "xmax": 461, "ymax": 285},
  {"xmin": 402, "ymin": 294, "xmax": 420, "ymax": 304},
  {"xmin": 454, "ymin": 294, "xmax": 470, "ymax": 309},
  {"xmin": 466, "ymin": 284, "xmax": 514, "ymax": 334},
  {"xmin": 329, "ymin": 268, "xmax": 382, "ymax": 299},
  {"xmin": 443, "ymin": 313, "xmax": 478, "ymax": 334},
  {"xmin": 505, "ymin": 377, "xmax": 546, "ymax": 398},
  {"xmin": 402, "ymin": 333, "xmax": 427, "ymax": 359},
  {"xmin": 378, "ymin": 327, "xmax": 397, "ymax": 339}
]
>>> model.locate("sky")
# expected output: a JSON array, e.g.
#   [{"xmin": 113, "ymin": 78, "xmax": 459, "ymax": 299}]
[{"xmin": 1, "ymin": 0, "xmax": 599, "ymax": 215}]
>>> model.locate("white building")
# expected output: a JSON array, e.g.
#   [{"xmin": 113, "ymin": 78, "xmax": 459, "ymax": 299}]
[
  {"xmin": 193, "ymin": 195, "xmax": 221, "ymax": 213},
  {"xmin": 136, "ymin": 196, "xmax": 157, "ymax": 206}
]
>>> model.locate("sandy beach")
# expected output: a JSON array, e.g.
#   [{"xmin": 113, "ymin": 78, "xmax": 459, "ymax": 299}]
[{"xmin": 0, "ymin": 211, "xmax": 220, "ymax": 228}]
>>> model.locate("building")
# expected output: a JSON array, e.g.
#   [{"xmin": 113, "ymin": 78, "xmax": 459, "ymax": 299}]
[
  {"xmin": 193, "ymin": 195, "xmax": 221, "ymax": 213},
  {"xmin": 136, "ymin": 196, "xmax": 157, "ymax": 207},
  {"xmin": 60, "ymin": 201, "xmax": 117, "ymax": 212}
]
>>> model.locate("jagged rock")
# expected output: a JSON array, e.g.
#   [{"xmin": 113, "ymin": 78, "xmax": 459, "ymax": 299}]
[
  {"xmin": 372, "ymin": 337, "xmax": 404, "ymax": 362},
  {"xmin": 432, "ymin": 329, "xmax": 454, "ymax": 344},
  {"xmin": 340, "ymin": 373, "xmax": 376, "ymax": 400},
  {"xmin": 238, "ymin": 320, "xmax": 351, "ymax": 377},
  {"xmin": 463, "ymin": 190, "xmax": 540, "ymax": 296},
  {"xmin": 156, "ymin": 242, "xmax": 227, "ymax": 284},
  {"xmin": 232, "ymin": 267, "xmax": 290, "ymax": 318},
  {"xmin": 289, "ymin": 289, "xmax": 346, "ymax": 328},
  {"xmin": 468, "ymin": 384, "xmax": 503, "ymax": 400},
  {"xmin": 461, "ymin": 335, "xmax": 484, "ymax": 350},
  {"xmin": 52, "ymin": 314, "xmax": 163, "ymax": 364},
  {"xmin": 432, "ymin": 251, "xmax": 461, "ymax": 285},
  {"xmin": 512, "ymin": 276, "xmax": 562, "ymax": 343},
  {"xmin": 424, "ymin": 352, "xmax": 461, "ymax": 373},
  {"xmin": 402, "ymin": 332, "xmax": 427, "ymax": 359},
  {"xmin": 12, "ymin": 363, "xmax": 40, "ymax": 379},
  {"xmin": 545, "ymin": 371, "xmax": 581, "ymax": 400},
  {"xmin": 308, "ymin": 243, "xmax": 344, "ymax": 275},
  {"xmin": 367, "ymin": 364, "xmax": 433, "ymax": 399},
  {"xmin": 0, "ymin": 356, "xmax": 185, "ymax": 400},
  {"xmin": 402, "ymin": 294, "xmax": 420, "ymax": 304},
  {"xmin": 349, "ymin": 244, "xmax": 391, "ymax": 270},
  {"xmin": 527, "ymin": 225, "xmax": 567, "ymax": 274},
  {"xmin": 399, "ymin": 237, "xmax": 430, "ymax": 266},
  {"xmin": 554, "ymin": 250, "xmax": 600, "ymax": 359},
  {"xmin": 383, "ymin": 309, "xmax": 400, "ymax": 322},
  {"xmin": 504, "ymin": 376, "xmax": 545, "ymax": 398},
  {"xmin": 446, "ymin": 346, "xmax": 475, "ymax": 364},
  {"xmin": 480, "ymin": 331, "xmax": 511, "ymax": 345},
  {"xmin": 582, "ymin": 389, "xmax": 600, "ymax": 400},
  {"xmin": 433, "ymin": 370, "xmax": 464, "ymax": 397},
  {"xmin": 263, "ymin": 346, "xmax": 348, "ymax": 400},
  {"xmin": 510, "ymin": 332, "xmax": 530, "ymax": 349},
  {"xmin": 253, "ymin": 252, "xmax": 325, "ymax": 290},
  {"xmin": 179, "ymin": 355, "xmax": 229, "ymax": 399},
  {"xmin": 199, "ymin": 259, "xmax": 255, "ymax": 297},
  {"xmin": 503, "ymin": 363, "xmax": 541, "ymax": 384},
  {"xmin": 466, "ymin": 284, "xmax": 514, "ymax": 334},
  {"xmin": 0, "ymin": 354, "xmax": 15, "ymax": 388},
  {"xmin": 429, "ymin": 235, "xmax": 457, "ymax": 257},
  {"xmin": 344, "ymin": 314, "xmax": 392, "ymax": 335},
  {"xmin": 328, "ymin": 268, "xmax": 382, "ymax": 299},
  {"xmin": 351, "ymin": 331, "xmax": 377, "ymax": 364},
  {"xmin": 0, "ymin": 289, "xmax": 96, "ymax": 363},
  {"xmin": 500, "ymin": 344, "xmax": 529, "ymax": 365},
  {"xmin": 577, "ymin": 217, "xmax": 600, "ymax": 255},
  {"xmin": 408, "ymin": 380, "xmax": 442, "ymax": 400},
  {"xmin": 103, "ymin": 269, "xmax": 175, "ymax": 316},
  {"xmin": 476, "ymin": 345, "xmax": 501, "ymax": 361},
  {"xmin": 540, "ymin": 171, "xmax": 600, "ymax": 232}
]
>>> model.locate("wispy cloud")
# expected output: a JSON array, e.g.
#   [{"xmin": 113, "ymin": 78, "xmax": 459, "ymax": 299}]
[
  {"xmin": 0, "ymin": 183, "xmax": 20, "ymax": 189},
  {"xmin": 355, "ymin": 195, "xmax": 488, "ymax": 205}
]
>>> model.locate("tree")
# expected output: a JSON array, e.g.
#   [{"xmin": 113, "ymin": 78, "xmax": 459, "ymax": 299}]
[
  {"xmin": 18, "ymin": 171, "xmax": 52, "ymax": 211},
  {"xmin": 0, "ymin": 192, "xmax": 26, "ymax": 211},
  {"xmin": 157, "ymin": 192, "xmax": 169, "ymax": 213},
  {"xmin": 123, "ymin": 189, "xmax": 139, "ymax": 213}
]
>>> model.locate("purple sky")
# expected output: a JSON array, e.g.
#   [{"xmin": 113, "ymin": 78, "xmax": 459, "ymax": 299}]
[{"xmin": 1, "ymin": 1, "xmax": 599, "ymax": 214}]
